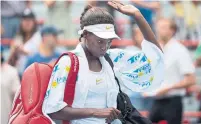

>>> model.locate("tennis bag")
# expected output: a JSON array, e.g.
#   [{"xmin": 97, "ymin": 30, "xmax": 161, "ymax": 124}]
[{"xmin": 8, "ymin": 52, "xmax": 79, "ymax": 124}]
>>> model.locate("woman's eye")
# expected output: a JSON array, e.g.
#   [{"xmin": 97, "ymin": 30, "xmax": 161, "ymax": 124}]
[{"xmin": 108, "ymin": 41, "xmax": 112, "ymax": 44}]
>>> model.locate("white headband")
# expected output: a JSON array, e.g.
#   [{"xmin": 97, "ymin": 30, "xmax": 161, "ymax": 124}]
[{"xmin": 78, "ymin": 24, "xmax": 120, "ymax": 40}]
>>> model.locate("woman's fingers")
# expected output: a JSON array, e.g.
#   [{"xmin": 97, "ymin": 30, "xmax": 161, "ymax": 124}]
[
  {"xmin": 114, "ymin": 108, "xmax": 121, "ymax": 115},
  {"xmin": 111, "ymin": 1, "xmax": 124, "ymax": 6},
  {"xmin": 112, "ymin": 109, "xmax": 119, "ymax": 119},
  {"xmin": 108, "ymin": 1, "xmax": 125, "ymax": 13},
  {"xmin": 107, "ymin": 1, "xmax": 118, "ymax": 10},
  {"xmin": 105, "ymin": 108, "xmax": 120, "ymax": 123},
  {"xmin": 109, "ymin": 109, "xmax": 116, "ymax": 122}
]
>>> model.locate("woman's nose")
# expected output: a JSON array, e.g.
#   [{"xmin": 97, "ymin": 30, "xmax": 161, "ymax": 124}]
[{"xmin": 101, "ymin": 44, "xmax": 107, "ymax": 51}]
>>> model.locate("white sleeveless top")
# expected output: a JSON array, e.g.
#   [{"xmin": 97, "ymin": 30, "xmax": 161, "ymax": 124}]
[
  {"xmin": 76, "ymin": 67, "xmax": 108, "ymax": 124},
  {"xmin": 74, "ymin": 63, "xmax": 121, "ymax": 124},
  {"xmin": 86, "ymin": 68, "xmax": 108, "ymax": 108}
]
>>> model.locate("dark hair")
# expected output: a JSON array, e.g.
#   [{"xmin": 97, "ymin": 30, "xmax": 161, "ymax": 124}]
[
  {"xmin": 79, "ymin": 5, "xmax": 115, "ymax": 41},
  {"xmin": 169, "ymin": 20, "xmax": 177, "ymax": 36},
  {"xmin": 19, "ymin": 18, "xmax": 38, "ymax": 44}
]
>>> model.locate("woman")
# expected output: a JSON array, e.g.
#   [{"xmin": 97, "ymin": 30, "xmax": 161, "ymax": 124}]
[
  {"xmin": 42, "ymin": 1, "xmax": 164, "ymax": 124},
  {"xmin": 1, "ymin": 47, "xmax": 20, "ymax": 124},
  {"xmin": 8, "ymin": 8, "xmax": 41, "ymax": 76}
]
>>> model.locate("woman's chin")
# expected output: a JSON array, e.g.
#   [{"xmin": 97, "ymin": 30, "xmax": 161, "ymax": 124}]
[{"xmin": 99, "ymin": 53, "xmax": 106, "ymax": 57}]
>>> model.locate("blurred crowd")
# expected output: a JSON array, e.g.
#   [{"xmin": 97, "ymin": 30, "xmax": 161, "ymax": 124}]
[{"xmin": 1, "ymin": 0, "xmax": 201, "ymax": 124}]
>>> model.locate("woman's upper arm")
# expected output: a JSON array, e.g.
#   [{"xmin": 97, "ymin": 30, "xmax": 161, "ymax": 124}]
[{"xmin": 42, "ymin": 55, "xmax": 71, "ymax": 114}]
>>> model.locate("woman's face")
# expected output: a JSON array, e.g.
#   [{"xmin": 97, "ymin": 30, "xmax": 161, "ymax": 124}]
[
  {"xmin": 85, "ymin": 32, "xmax": 112, "ymax": 57},
  {"xmin": 21, "ymin": 18, "xmax": 35, "ymax": 33}
]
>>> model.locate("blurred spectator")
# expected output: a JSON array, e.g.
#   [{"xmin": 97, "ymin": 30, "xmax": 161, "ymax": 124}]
[
  {"xmin": 165, "ymin": 1, "xmax": 201, "ymax": 41},
  {"xmin": 1, "ymin": 47, "xmax": 20, "ymax": 124},
  {"xmin": 195, "ymin": 43, "xmax": 201, "ymax": 67},
  {"xmin": 188, "ymin": 84, "xmax": 201, "ymax": 123},
  {"xmin": 1, "ymin": 1, "xmax": 30, "ymax": 39},
  {"xmin": 44, "ymin": 0, "xmax": 76, "ymax": 39},
  {"xmin": 169, "ymin": 1, "xmax": 184, "ymax": 19},
  {"xmin": 194, "ymin": 43, "xmax": 201, "ymax": 123},
  {"xmin": 8, "ymin": 8, "xmax": 41, "ymax": 76},
  {"xmin": 0, "ymin": 24, "xmax": 4, "ymax": 37},
  {"xmin": 168, "ymin": 1, "xmax": 186, "ymax": 41},
  {"xmin": 144, "ymin": 18, "xmax": 196, "ymax": 124},
  {"xmin": 130, "ymin": 0, "xmax": 160, "ymax": 28},
  {"xmin": 183, "ymin": 1, "xmax": 201, "ymax": 41},
  {"xmin": 158, "ymin": 1, "xmax": 174, "ymax": 19},
  {"xmin": 25, "ymin": 26, "xmax": 61, "ymax": 69}
]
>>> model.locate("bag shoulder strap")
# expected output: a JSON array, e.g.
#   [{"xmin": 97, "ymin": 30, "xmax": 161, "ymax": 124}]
[
  {"xmin": 54, "ymin": 52, "xmax": 79, "ymax": 106},
  {"xmin": 63, "ymin": 52, "xmax": 79, "ymax": 106},
  {"xmin": 104, "ymin": 54, "xmax": 122, "ymax": 93},
  {"xmin": 54, "ymin": 52, "xmax": 79, "ymax": 124}
]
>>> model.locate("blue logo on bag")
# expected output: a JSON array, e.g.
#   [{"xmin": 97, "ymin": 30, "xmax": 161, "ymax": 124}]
[
  {"xmin": 53, "ymin": 65, "xmax": 59, "ymax": 73},
  {"xmin": 56, "ymin": 76, "xmax": 67, "ymax": 84}
]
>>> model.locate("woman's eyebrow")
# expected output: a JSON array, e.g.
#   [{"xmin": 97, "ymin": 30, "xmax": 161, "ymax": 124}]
[{"xmin": 100, "ymin": 38, "xmax": 111, "ymax": 41}]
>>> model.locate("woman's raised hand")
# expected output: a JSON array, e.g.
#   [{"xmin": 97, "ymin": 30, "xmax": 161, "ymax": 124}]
[{"xmin": 108, "ymin": 1, "xmax": 140, "ymax": 16}]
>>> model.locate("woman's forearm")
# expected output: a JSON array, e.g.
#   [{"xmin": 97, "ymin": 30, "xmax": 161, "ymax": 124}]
[
  {"xmin": 133, "ymin": 11, "xmax": 162, "ymax": 51},
  {"xmin": 49, "ymin": 107, "xmax": 96, "ymax": 121}
]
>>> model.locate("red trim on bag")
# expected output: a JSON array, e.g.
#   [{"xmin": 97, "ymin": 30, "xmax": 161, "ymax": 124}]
[{"xmin": 63, "ymin": 52, "xmax": 79, "ymax": 124}]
